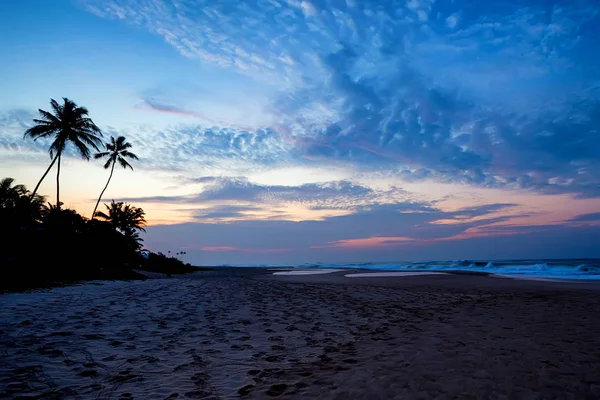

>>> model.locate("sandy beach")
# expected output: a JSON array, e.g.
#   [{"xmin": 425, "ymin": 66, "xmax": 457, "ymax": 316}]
[{"xmin": 2, "ymin": 268, "xmax": 600, "ymax": 399}]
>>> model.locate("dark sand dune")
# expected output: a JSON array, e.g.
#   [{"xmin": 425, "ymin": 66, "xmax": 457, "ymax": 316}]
[{"xmin": 1, "ymin": 268, "xmax": 600, "ymax": 399}]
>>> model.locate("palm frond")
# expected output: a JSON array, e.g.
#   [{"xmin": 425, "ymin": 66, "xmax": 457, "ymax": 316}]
[
  {"xmin": 94, "ymin": 210, "xmax": 110, "ymax": 220},
  {"xmin": 23, "ymin": 124, "xmax": 56, "ymax": 140},
  {"xmin": 118, "ymin": 157, "xmax": 133, "ymax": 170},
  {"xmin": 121, "ymin": 150, "xmax": 138, "ymax": 160},
  {"xmin": 70, "ymin": 137, "xmax": 93, "ymax": 160},
  {"xmin": 94, "ymin": 151, "xmax": 110, "ymax": 159},
  {"xmin": 103, "ymin": 157, "xmax": 114, "ymax": 169},
  {"xmin": 50, "ymin": 98, "xmax": 62, "ymax": 116},
  {"xmin": 37, "ymin": 109, "xmax": 61, "ymax": 125}
]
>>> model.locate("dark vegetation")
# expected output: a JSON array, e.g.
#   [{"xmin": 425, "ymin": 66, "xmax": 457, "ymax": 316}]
[
  {"xmin": 142, "ymin": 251, "xmax": 205, "ymax": 275},
  {"xmin": 1, "ymin": 98, "xmax": 203, "ymax": 292}
]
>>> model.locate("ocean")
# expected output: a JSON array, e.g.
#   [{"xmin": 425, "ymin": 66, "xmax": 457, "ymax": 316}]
[{"xmin": 219, "ymin": 258, "xmax": 600, "ymax": 280}]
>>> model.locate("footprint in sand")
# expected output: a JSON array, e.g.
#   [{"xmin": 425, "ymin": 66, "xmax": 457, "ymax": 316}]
[
  {"xmin": 79, "ymin": 369, "xmax": 99, "ymax": 377},
  {"xmin": 264, "ymin": 354, "xmax": 284, "ymax": 362},
  {"xmin": 49, "ymin": 331, "xmax": 73, "ymax": 337},
  {"xmin": 247, "ymin": 369, "xmax": 261, "ymax": 376},
  {"xmin": 82, "ymin": 333, "xmax": 106, "ymax": 340},
  {"xmin": 266, "ymin": 383, "xmax": 287, "ymax": 397},
  {"xmin": 238, "ymin": 384, "xmax": 254, "ymax": 396}
]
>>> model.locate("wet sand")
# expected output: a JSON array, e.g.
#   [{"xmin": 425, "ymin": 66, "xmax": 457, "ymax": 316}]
[{"xmin": 1, "ymin": 267, "xmax": 600, "ymax": 399}]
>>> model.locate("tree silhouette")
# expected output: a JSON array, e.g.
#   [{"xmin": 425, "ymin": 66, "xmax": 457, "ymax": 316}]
[
  {"xmin": 2, "ymin": 178, "xmax": 195, "ymax": 291},
  {"xmin": 95, "ymin": 200, "xmax": 146, "ymax": 239},
  {"xmin": 92, "ymin": 136, "xmax": 138, "ymax": 218},
  {"xmin": 0, "ymin": 177, "xmax": 46, "ymax": 229},
  {"xmin": 0, "ymin": 177, "xmax": 26, "ymax": 208},
  {"xmin": 41, "ymin": 203, "xmax": 87, "ymax": 233},
  {"xmin": 23, "ymin": 97, "xmax": 103, "ymax": 207}
]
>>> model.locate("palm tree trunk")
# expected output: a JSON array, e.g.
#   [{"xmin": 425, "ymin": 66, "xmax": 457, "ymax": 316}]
[
  {"xmin": 31, "ymin": 153, "xmax": 59, "ymax": 198},
  {"xmin": 92, "ymin": 162, "xmax": 115, "ymax": 219},
  {"xmin": 56, "ymin": 153, "xmax": 61, "ymax": 208}
]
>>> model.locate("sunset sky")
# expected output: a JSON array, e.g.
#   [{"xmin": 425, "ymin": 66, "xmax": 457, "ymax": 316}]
[{"xmin": 1, "ymin": 0, "xmax": 599, "ymax": 265}]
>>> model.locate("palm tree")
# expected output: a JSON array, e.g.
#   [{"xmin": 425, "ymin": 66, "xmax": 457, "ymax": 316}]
[
  {"xmin": 92, "ymin": 136, "xmax": 138, "ymax": 218},
  {"xmin": 95, "ymin": 200, "xmax": 146, "ymax": 238},
  {"xmin": 0, "ymin": 177, "xmax": 47, "ymax": 228},
  {"xmin": 0, "ymin": 177, "xmax": 25, "ymax": 208},
  {"xmin": 23, "ymin": 97, "xmax": 103, "ymax": 207}
]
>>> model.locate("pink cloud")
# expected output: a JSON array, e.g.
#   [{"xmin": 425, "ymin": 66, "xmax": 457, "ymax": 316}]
[
  {"xmin": 137, "ymin": 98, "xmax": 256, "ymax": 131},
  {"xmin": 201, "ymin": 246, "xmax": 291, "ymax": 253},
  {"xmin": 312, "ymin": 236, "xmax": 415, "ymax": 249},
  {"xmin": 202, "ymin": 246, "xmax": 239, "ymax": 251},
  {"xmin": 311, "ymin": 224, "xmax": 535, "ymax": 250}
]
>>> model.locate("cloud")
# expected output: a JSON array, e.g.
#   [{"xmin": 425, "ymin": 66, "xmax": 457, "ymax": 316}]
[
  {"xmin": 137, "ymin": 97, "xmax": 261, "ymax": 131},
  {"xmin": 195, "ymin": 177, "xmax": 374, "ymax": 205},
  {"xmin": 201, "ymin": 246, "xmax": 290, "ymax": 253},
  {"xmin": 139, "ymin": 97, "xmax": 212, "ymax": 120},
  {"xmin": 442, "ymin": 203, "xmax": 517, "ymax": 220},
  {"xmin": 201, "ymin": 246, "xmax": 238, "ymax": 252},
  {"xmin": 143, "ymin": 201, "xmax": 600, "ymax": 264},
  {"xmin": 2, "ymin": 0, "xmax": 596, "ymax": 201},
  {"xmin": 568, "ymin": 212, "xmax": 600, "ymax": 222},
  {"xmin": 446, "ymin": 14, "xmax": 459, "ymax": 29},
  {"xmin": 0, "ymin": 109, "xmax": 43, "ymax": 154},
  {"xmin": 192, "ymin": 204, "xmax": 262, "ymax": 220},
  {"xmin": 117, "ymin": 124, "xmax": 293, "ymax": 174},
  {"xmin": 312, "ymin": 236, "xmax": 416, "ymax": 249},
  {"xmin": 120, "ymin": 177, "xmax": 386, "ymax": 220}
]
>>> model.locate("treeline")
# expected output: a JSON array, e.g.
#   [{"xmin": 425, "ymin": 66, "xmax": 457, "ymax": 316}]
[
  {"xmin": 0, "ymin": 177, "xmax": 197, "ymax": 291},
  {"xmin": 1, "ymin": 97, "xmax": 199, "ymax": 291}
]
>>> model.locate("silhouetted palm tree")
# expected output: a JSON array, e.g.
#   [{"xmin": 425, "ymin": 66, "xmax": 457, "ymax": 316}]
[
  {"xmin": 0, "ymin": 177, "xmax": 25, "ymax": 208},
  {"xmin": 95, "ymin": 200, "xmax": 146, "ymax": 238},
  {"xmin": 23, "ymin": 97, "xmax": 103, "ymax": 207},
  {"xmin": 0, "ymin": 177, "xmax": 47, "ymax": 228},
  {"xmin": 92, "ymin": 136, "xmax": 138, "ymax": 218}
]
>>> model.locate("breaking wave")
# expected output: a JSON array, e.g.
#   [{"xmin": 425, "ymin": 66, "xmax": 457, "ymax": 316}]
[{"xmin": 227, "ymin": 259, "xmax": 600, "ymax": 280}]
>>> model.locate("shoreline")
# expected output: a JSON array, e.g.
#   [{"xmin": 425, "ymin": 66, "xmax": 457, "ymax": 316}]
[
  {"xmin": 5, "ymin": 263, "xmax": 599, "ymax": 295},
  {"xmin": 259, "ymin": 266, "xmax": 600, "ymax": 292}
]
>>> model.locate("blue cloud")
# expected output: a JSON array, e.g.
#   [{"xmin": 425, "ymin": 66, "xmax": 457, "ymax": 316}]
[
  {"xmin": 2, "ymin": 0, "xmax": 598, "ymax": 198},
  {"xmin": 196, "ymin": 177, "xmax": 373, "ymax": 203},
  {"xmin": 568, "ymin": 212, "xmax": 600, "ymax": 222},
  {"xmin": 192, "ymin": 204, "xmax": 262, "ymax": 219},
  {"xmin": 122, "ymin": 177, "xmax": 378, "ymax": 211},
  {"xmin": 142, "ymin": 201, "xmax": 596, "ymax": 264}
]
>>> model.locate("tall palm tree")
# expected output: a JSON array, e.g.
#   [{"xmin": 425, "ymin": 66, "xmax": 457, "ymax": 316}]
[
  {"xmin": 23, "ymin": 97, "xmax": 103, "ymax": 207},
  {"xmin": 92, "ymin": 136, "xmax": 138, "ymax": 218}
]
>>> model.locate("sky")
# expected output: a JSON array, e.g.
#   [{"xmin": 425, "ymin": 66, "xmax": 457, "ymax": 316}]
[{"xmin": 1, "ymin": 0, "xmax": 599, "ymax": 265}]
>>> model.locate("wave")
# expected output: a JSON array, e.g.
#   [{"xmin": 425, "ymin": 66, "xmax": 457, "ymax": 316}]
[
  {"xmin": 222, "ymin": 259, "xmax": 600, "ymax": 280},
  {"xmin": 275, "ymin": 259, "xmax": 600, "ymax": 280}
]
